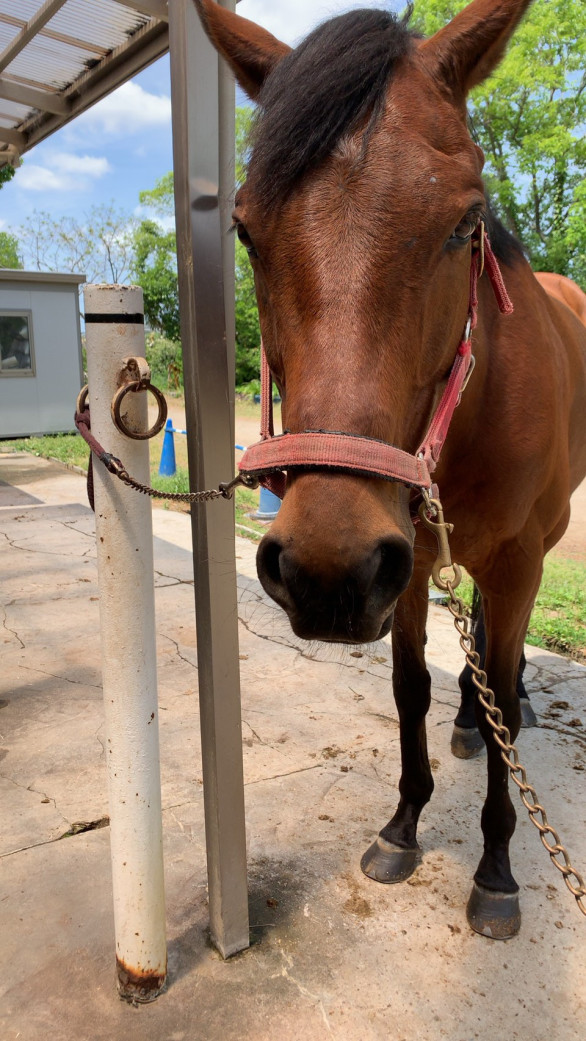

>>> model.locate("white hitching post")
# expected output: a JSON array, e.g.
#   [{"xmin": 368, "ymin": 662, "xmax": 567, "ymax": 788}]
[{"xmin": 84, "ymin": 284, "xmax": 167, "ymax": 1002}]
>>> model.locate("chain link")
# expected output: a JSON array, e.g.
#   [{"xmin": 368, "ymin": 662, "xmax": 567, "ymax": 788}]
[
  {"xmin": 443, "ymin": 577, "xmax": 586, "ymax": 916},
  {"xmin": 109, "ymin": 460, "xmax": 247, "ymax": 503}
]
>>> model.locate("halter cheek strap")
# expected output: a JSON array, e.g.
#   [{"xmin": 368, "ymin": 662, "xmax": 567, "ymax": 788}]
[{"xmin": 238, "ymin": 226, "xmax": 513, "ymax": 498}]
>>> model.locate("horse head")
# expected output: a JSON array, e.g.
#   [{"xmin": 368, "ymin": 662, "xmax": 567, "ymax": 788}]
[{"xmin": 195, "ymin": 0, "xmax": 533, "ymax": 642}]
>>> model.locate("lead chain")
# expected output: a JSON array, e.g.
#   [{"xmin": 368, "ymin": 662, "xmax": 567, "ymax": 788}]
[{"xmin": 443, "ymin": 578, "xmax": 586, "ymax": 916}]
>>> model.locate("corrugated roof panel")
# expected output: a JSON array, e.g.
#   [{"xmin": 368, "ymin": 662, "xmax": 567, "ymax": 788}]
[
  {"xmin": 0, "ymin": 2, "xmax": 40, "ymax": 19},
  {"xmin": 0, "ymin": 0, "xmax": 169, "ymax": 163},
  {"xmin": 0, "ymin": 99, "xmax": 31, "ymax": 121},
  {"xmin": 51, "ymin": 1, "xmax": 150, "ymax": 45},
  {"xmin": 7, "ymin": 37, "xmax": 102, "ymax": 91},
  {"xmin": 1, "ymin": 1, "xmax": 152, "ymax": 92}
]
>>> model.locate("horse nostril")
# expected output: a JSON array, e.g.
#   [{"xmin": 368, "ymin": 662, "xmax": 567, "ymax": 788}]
[
  {"xmin": 375, "ymin": 536, "xmax": 414, "ymax": 600},
  {"xmin": 257, "ymin": 534, "xmax": 285, "ymax": 592}
]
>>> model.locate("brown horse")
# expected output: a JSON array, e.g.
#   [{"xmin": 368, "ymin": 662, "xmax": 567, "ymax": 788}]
[
  {"xmin": 535, "ymin": 271, "xmax": 586, "ymax": 326},
  {"xmin": 194, "ymin": 0, "xmax": 586, "ymax": 938}
]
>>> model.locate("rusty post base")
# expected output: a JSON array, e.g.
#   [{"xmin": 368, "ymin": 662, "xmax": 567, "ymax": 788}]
[{"xmin": 116, "ymin": 957, "xmax": 167, "ymax": 1004}]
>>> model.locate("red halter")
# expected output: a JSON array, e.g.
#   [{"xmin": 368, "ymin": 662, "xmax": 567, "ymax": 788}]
[{"xmin": 238, "ymin": 225, "xmax": 513, "ymax": 499}]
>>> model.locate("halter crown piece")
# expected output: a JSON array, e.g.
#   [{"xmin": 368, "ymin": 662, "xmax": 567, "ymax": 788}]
[{"xmin": 238, "ymin": 225, "xmax": 513, "ymax": 499}]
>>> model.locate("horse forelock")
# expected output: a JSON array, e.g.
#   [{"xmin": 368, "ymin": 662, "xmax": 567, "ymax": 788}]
[{"xmin": 247, "ymin": 8, "xmax": 416, "ymax": 205}]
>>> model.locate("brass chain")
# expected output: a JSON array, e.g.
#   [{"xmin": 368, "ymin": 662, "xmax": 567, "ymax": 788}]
[{"xmin": 421, "ymin": 496, "xmax": 586, "ymax": 917}]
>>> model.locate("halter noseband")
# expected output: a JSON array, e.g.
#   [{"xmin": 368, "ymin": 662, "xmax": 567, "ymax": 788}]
[{"xmin": 238, "ymin": 225, "xmax": 513, "ymax": 500}]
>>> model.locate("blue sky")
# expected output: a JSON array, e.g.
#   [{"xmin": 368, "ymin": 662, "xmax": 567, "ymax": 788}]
[{"xmin": 1, "ymin": 1, "xmax": 403, "ymax": 250}]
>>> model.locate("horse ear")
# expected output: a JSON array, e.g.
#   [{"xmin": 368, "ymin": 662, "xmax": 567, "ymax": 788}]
[
  {"xmin": 193, "ymin": 0, "xmax": 291, "ymax": 100},
  {"xmin": 420, "ymin": 0, "xmax": 533, "ymax": 96}
]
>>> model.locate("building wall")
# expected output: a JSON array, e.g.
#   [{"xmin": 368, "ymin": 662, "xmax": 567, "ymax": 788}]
[{"xmin": 0, "ymin": 273, "xmax": 84, "ymax": 439}]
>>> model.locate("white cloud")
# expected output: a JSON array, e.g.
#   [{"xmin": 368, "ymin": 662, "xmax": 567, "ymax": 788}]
[
  {"xmin": 16, "ymin": 152, "xmax": 111, "ymax": 192},
  {"xmin": 73, "ymin": 81, "xmax": 171, "ymax": 138},
  {"xmin": 133, "ymin": 203, "xmax": 175, "ymax": 232},
  {"xmin": 237, "ymin": 0, "xmax": 402, "ymax": 46}
]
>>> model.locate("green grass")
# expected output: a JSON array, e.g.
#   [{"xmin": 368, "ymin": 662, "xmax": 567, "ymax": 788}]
[
  {"xmin": 2, "ymin": 433, "xmax": 584, "ymax": 661},
  {"xmin": 1, "ymin": 433, "xmax": 89, "ymax": 471},
  {"xmin": 432, "ymin": 558, "xmax": 586, "ymax": 664},
  {"xmin": 526, "ymin": 556, "xmax": 586, "ymax": 661},
  {"xmin": 151, "ymin": 468, "xmax": 268, "ymax": 537}
]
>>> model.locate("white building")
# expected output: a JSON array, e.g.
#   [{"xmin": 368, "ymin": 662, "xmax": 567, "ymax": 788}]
[{"xmin": 0, "ymin": 269, "xmax": 85, "ymax": 438}]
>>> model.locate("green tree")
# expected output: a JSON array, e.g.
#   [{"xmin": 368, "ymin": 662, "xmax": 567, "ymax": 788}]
[
  {"xmin": 235, "ymin": 236, "xmax": 261, "ymax": 385},
  {"xmin": 234, "ymin": 106, "xmax": 261, "ymax": 384},
  {"xmin": 136, "ymin": 108, "xmax": 262, "ymax": 384},
  {"xmin": 0, "ymin": 164, "xmax": 15, "ymax": 190},
  {"xmin": 17, "ymin": 204, "xmax": 136, "ymax": 282},
  {"xmin": 410, "ymin": 0, "xmax": 586, "ymax": 285},
  {"xmin": 132, "ymin": 218, "xmax": 180, "ymax": 341},
  {"xmin": 0, "ymin": 230, "xmax": 22, "ymax": 269}
]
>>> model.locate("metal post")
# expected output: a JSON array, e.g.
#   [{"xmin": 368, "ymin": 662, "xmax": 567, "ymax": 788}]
[
  {"xmin": 84, "ymin": 284, "xmax": 167, "ymax": 1001},
  {"xmin": 168, "ymin": 0, "xmax": 249, "ymax": 957}
]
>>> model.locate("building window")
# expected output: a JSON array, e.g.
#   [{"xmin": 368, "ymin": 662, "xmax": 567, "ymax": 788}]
[{"xmin": 0, "ymin": 311, "xmax": 35, "ymax": 376}]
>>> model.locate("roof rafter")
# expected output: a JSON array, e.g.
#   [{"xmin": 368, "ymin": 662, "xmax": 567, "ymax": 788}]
[
  {"xmin": 0, "ymin": 12, "xmax": 109, "ymax": 58},
  {"xmin": 115, "ymin": 0, "xmax": 169, "ymax": 21},
  {"xmin": 0, "ymin": 126, "xmax": 25, "ymax": 147},
  {"xmin": 0, "ymin": 77, "xmax": 68, "ymax": 115}
]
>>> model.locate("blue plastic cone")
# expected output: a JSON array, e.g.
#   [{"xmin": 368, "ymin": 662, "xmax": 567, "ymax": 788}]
[
  {"xmin": 158, "ymin": 418, "xmax": 177, "ymax": 476},
  {"xmin": 251, "ymin": 485, "xmax": 281, "ymax": 520}
]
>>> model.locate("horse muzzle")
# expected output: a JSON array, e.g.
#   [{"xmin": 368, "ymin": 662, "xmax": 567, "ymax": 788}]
[{"xmin": 256, "ymin": 530, "xmax": 413, "ymax": 643}]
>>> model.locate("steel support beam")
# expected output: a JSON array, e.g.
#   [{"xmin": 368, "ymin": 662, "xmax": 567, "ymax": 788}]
[{"xmin": 168, "ymin": 0, "xmax": 249, "ymax": 959}]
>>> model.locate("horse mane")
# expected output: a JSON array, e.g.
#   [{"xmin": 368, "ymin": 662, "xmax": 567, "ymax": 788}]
[
  {"xmin": 249, "ymin": 7, "xmax": 416, "ymax": 204},
  {"xmin": 484, "ymin": 199, "xmax": 526, "ymax": 267}
]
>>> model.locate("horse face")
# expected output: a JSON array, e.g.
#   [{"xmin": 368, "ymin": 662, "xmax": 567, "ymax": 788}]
[
  {"xmin": 194, "ymin": 0, "xmax": 529, "ymax": 642},
  {"xmin": 240, "ymin": 82, "xmax": 483, "ymax": 641}
]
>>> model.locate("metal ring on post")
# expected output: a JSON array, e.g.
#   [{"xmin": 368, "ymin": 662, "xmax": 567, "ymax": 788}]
[
  {"xmin": 111, "ymin": 380, "xmax": 168, "ymax": 440},
  {"xmin": 76, "ymin": 384, "xmax": 89, "ymax": 415}
]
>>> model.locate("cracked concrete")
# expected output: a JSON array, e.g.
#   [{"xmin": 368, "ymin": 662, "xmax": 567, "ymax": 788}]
[{"xmin": 0, "ymin": 450, "xmax": 585, "ymax": 1041}]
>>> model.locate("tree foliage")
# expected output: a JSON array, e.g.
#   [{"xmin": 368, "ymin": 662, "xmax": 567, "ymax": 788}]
[
  {"xmin": 17, "ymin": 204, "xmax": 136, "ymax": 283},
  {"xmin": 134, "ymin": 108, "xmax": 262, "ymax": 382},
  {"xmin": 0, "ymin": 230, "xmax": 22, "ymax": 269},
  {"xmin": 0, "ymin": 164, "xmax": 16, "ymax": 190},
  {"xmin": 132, "ymin": 217, "xmax": 179, "ymax": 342},
  {"xmin": 410, "ymin": 0, "xmax": 586, "ymax": 286}
]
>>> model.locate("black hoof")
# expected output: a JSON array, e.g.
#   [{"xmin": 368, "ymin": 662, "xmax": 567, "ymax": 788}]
[
  {"xmin": 451, "ymin": 724, "xmax": 485, "ymax": 759},
  {"xmin": 520, "ymin": 698, "xmax": 538, "ymax": 728},
  {"xmin": 360, "ymin": 836, "xmax": 420, "ymax": 884},
  {"xmin": 466, "ymin": 882, "xmax": 521, "ymax": 939}
]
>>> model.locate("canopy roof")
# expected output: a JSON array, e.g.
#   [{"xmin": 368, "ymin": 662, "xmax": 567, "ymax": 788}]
[{"xmin": 0, "ymin": 0, "xmax": 170, "ymax": 168}]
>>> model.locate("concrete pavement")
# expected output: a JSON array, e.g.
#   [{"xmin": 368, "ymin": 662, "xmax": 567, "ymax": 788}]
[{"xmin": 0, "ymin": 450, "xmax": 585, "ymax": 1041}]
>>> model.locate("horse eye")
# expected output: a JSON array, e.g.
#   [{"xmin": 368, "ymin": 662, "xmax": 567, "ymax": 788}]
[
  {"xmin": 449, "ymin": 212, "xmax": 481, "ymax": 245},
  {"xmin": 235, "ymin": 221, "xmax": 258, "ymax": 259}
]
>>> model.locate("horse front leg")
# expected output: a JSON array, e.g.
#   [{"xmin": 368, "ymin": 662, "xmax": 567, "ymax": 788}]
[
  {"xmin": 466, "ymin": 566, "xmax": 542, "ymax": 939},
  {"xmin": 361, "ymin": 569, "xmax": 434, "ymax": 884}
]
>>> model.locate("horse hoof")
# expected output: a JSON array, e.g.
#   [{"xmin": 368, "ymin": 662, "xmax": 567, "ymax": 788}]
[
  {"xmin": 451, "ymin": 724, "xmax": 485, "ymax": 759},
  {"xmin": 466, "ymin": 882, "xmax": 521, "ymax": 939},
  {"xmin": 360, "ymin": 836, "xmax": 420, "ymax": 883},
  {"xmin": 520, "ymin": 698, "xmax": 538, "ymax": 728}
]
